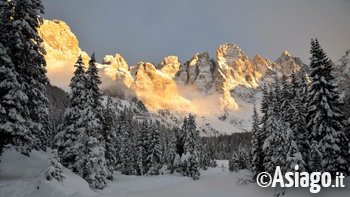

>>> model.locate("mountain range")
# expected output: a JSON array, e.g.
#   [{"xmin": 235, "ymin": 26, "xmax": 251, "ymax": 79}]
[{"xmin": 38, "ymin": 19, "xmax": 349, "ymax": 135}]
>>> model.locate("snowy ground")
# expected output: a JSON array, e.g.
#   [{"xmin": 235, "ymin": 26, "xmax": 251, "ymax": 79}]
[{"xmin": 1, "ymin": 149, "xmax": 350, "ymax": 197}]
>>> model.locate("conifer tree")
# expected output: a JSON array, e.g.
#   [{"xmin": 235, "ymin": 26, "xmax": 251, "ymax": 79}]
[
  {"xmin": 260, "ymin": 84, "xmax": 269, "ymax": 126},
  {"xmin": 250, "ymin": 104, "xmax": 263, "ymax": 179},
  {"xmin": 10, "ymin": 0, "xmax": 50, "ymax": 150},
  {"xmin": 308, "ymin": 140, "xmax": 323, "ymax": 172},
  {"xmin": 119, "ymin": 110, "xmax": 136, "ymax": 175},
  {"xmin": 0, "ymin": 0, "xmax": 50, "ymax": 153},
  {"xmin": 103, "ymin": 97, "xmax": 119, "ymax": 177},
  {"xmin": 146, "ymin": 124, "xmax": 162, "ymax": 175},
  {"xmin": 229, "ymin": 145, "xmax": 248, "ymax": 172},
  {"xmin": 83, "ymin": 53, "xmax": 110, "ymax": 186},
  {"xmin": 307, "ymin": 39, "xmax": 349, "ymax": 175},
  {"xmin": 45, "ymin": 150, "xmax": 65, "ymax": 182},
  {"xmin": 263, "ymin": 90, "xmax": 304, "ymax": 174},
  {"xmin": 181, "ymin": 114, "xmax": 200, "ymax": 180},
  {"xmin": 57, "ymin": 56, "xmax": 88, "ymax": 174},
  {"xmin": 259, "ymin": 84, "xmax": 271, "ymax": 155},
  {"xmin": 136, "ymin": 121, "xmax": 150, "ymax": 175},
  {"xmin": 0, "ymin": 41, "xmax": 32, "ymax": 156},
  {"xmin": 86, "ymin": 53, "xmax": 103, "ymax": 115},
  {"xmin": 168, "ymin": 128, "xmax": 178, "ymax": 173},
  {"xmin": 280, "ymin": 74, "xmax": 293, "ymax": 122},
  {"xmin": 57, "ymin": 56, "xmax": 109, "ymax": 189},
  {"xmin": 290, "ymin": 75, "xmax": 309, "ymax": 171},
  {"xmin": 176, "ymin": 120, "xmax": 186, "ymax": 157}
]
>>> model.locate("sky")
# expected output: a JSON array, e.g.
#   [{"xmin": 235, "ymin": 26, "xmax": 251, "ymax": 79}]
[{"xmin": 43, "ymin": 0, "xmax": 350, "ymax": 65}]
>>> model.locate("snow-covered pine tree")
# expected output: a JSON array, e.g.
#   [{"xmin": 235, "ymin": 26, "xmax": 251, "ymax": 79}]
[
  {"xmin": 0, "ymin": 40, "xmax": 32, "ymax": 156},
  {"xmin": 198, "ymin": 143, "xmax": 212, "ymax": 170},
  {"xmin": 263, "ymin": 89, "xmax": 305, "ymax": 174},
  {"xmin": 119, "ymin": 110, "xmax": 136, "ymax": 175},
  {"xmin": 168, "ymin": 128, "xmax": 178, "ymax": 173},
  {"xmin": 57, "ymin": 56, "xmax": 88, "ymax": 174},
  {"xmin": 260, "ymin": 84, "xmax": 269, "ymax": 125},
  {"xmin": 83, "ymin": 53, "xmax": 111, "ymax": 187},
  {"xmin": 298, "ymin": 74, "xmax": 309, "ymax": 111},
  {"xmin": 345, "ymin": 120, "xmax": 350, "ymax": 174},
  {"xmin": 184, "ymin": 115, "xmax": 199, "ymax": 155},
  {"xmin": 178, "ymin": 118, "xmax": 187, "ymax": 155},
  {"xmin": 306, "ymin": 38, "xmax": 349, "ymax": 175},
  {"xmin": 285, "ymin": 129, "xmax": 306, "ymax": 173},
  {"xmin": 45, "ymin": 150, "xmax": 65, "ymax": 182},
  {"xmin": 159, "ymin": 132, "xmax": 169, "ymax": 168},
  {"xmin": 259, "ymin": 84, "xmax": 270, "ymax": 154},
  {"xmin": 262, "ymin": 101, "xmax": 280, "ymax": 174},
  {"xmin": 172, "ymin": 121, "xmax": 186, "ymax": 164},
  {"xmin": 86, "ymin": 53, "xmax": 103, "ymax": 116},
  {"xmin": 273, "ymin": 78, "xmax": 283, "ymax": 112},
  {"xmin": 181, "ymin": 114, "xmax": 200, "ymax": 180},
  {"xmin": 308, "ymin": 140, "xmax": 323, "ymax": 172},
  {"xmin": 57, "ymin": 56, "xmax": 109, "ymax": 189},
  {"xmin": 82, "ymin": 117, "xmax": 109, "ymax": 189},
  {"xmin": 103, "ymin": 97, "xmax": 119, "ymax": 177},
  {"xmin": 6, "ymin": 0, "xmax": 50, "ymax": 150},
  {"xmin": 229, "ymin": 145, "xmax": 248, "ymax": 172},
  {"xmin": 280, "ymin": 74, "xmax": 294, "ymax": 122},
  {"xmin": 136, "ymin": 121, "xmax": 150, "ymax": 175},
  {"xmin": 290, "ymin": 75, "xmax": 309, "ymax": 171},
  {"xmin": 0, "ymin": 0, "xmax": 49, "ymax": 153},
  {"xmin": 250, "ymin": 104, "xmax": 264, "ymax": 179},
  {"xmin": 146, "ymin": 124, "xmax": 162, "ymax": 175}
]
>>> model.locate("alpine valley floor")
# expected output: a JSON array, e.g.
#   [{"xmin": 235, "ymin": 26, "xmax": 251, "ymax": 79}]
[{"xmin": 1, "ymin": 149, "xmax": 350, "ymax": 197}]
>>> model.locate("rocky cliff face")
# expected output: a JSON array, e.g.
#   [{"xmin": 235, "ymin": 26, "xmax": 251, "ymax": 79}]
[
  {"xmin": 38, "ymin": 19, "xmax": 89, "ymax": 88},
  {"xmin": 159, "ymin": 56, "xmax": 182, "ymax": 78},
  {"xmin": 38, "ymin": 19, "xmax": 317, "ymax": 134},
  {"xmin": 275, "ymin": 50, "xmax": 308, "ymax": 75},
  {"xmin": 39, "ymin": 19, "xmax": 307, "ymax": 114}
]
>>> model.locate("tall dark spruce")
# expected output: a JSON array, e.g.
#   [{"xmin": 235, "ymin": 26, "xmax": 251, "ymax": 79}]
[
  {"xmin": 103, "ymin": 97, "xmax": 119, "ymax": 178},
  {"xmin": 289, "ymin": 74, "xmax": 309, "ymax": 171},
  {"xmin": 250, "ymin": 104, "xmax": 263, "ymax": 179},
  {"xmin": 0, "ymin": 0, "xmax": 49, "ymax": 155},
  {"xmin": 182, "ymin": 114, "xmax": 200, "ymax": 180},
  {"xmin": 306, "ymin": 38, "xmax": 349, "ymax": 175},
  {"xmin": 119, "ymin": 110, "xmax": 136, "ymax": 175},
  {"xmin": 57, "ymin": 56, "xmax": 88, "ymax": 174},
  {"xmin": 57, "ymin": 56, "xmax": 109, "ymax": 189}
]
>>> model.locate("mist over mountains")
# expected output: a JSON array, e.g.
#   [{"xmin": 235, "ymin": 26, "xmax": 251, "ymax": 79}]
[{"xmin": 38, "ymin": 19, "xmax": 350, "ymax": 135}]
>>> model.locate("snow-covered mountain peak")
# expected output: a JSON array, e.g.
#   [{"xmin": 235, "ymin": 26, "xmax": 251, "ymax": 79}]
[
  {"xmin": 216, "ymin": 43, "xmax": 247, "ymax": 67},
  {"xmin": 100, "ymin": 53, "xmax": 129, "ymax": 80},
  {"xmin": 281, "ymin": 50, "xmax": 291, "ymax": 57},
  {"xmin": 275, "ymin": 50, "xmax": 306, "ymax": 76},
  {"xmin": 38, "ymin": 19, "xmax": 90, "ymax": 88},
  {"xmin": 38, "ymin": 20, "xmax": 314, "ymax": 135},
  {"xmin": 158, "ymin": 56, "xmax": 181, "ymax": 78}
]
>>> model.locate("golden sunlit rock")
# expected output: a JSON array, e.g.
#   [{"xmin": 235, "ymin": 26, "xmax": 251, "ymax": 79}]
[
  {"xmin": 38, "ymin": 19, "xmax": 89, "ymax": 88},
  {"xmin": 39, "ymin": 20, "xmax": 304, "ymax": 114}
]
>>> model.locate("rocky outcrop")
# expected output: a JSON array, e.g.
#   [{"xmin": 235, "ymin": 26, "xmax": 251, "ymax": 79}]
[
  {"xmin": 158, "ymin": 56, "xmax": 181, "ymax": 78},
  {"xmin": 38, "ymin": 19, "xmax": 308, "ymax": 113},
  {"xmin": 97, "ymin": 43, "xmax": 307, "ymax": 112},
  {"xmin": 38, "ymin": 19, "xmax": 89, "ymax": 88},
  {"xmin": 175, "ymin": 52, "xmax": 215, "ymax": 93},
  {"xmin": 275, "ymin": 50, "xmax": 305, "ymax": 75},
  {"xmin": 130, "ymin": 62, "xmax": 193, "ymax": 111}
]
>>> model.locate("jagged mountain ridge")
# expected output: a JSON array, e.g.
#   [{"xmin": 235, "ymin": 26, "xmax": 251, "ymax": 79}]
[
  {"xmin": 38, "ymin": 19, "xmax": 90, "ymax": 88},
  {"xmin": 98, "ymin": 43, "xmax": 305, "ymax": 112},
  {"xmin": 39, "ymin": 19, "xmax": 310, "ymax": 135}
]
